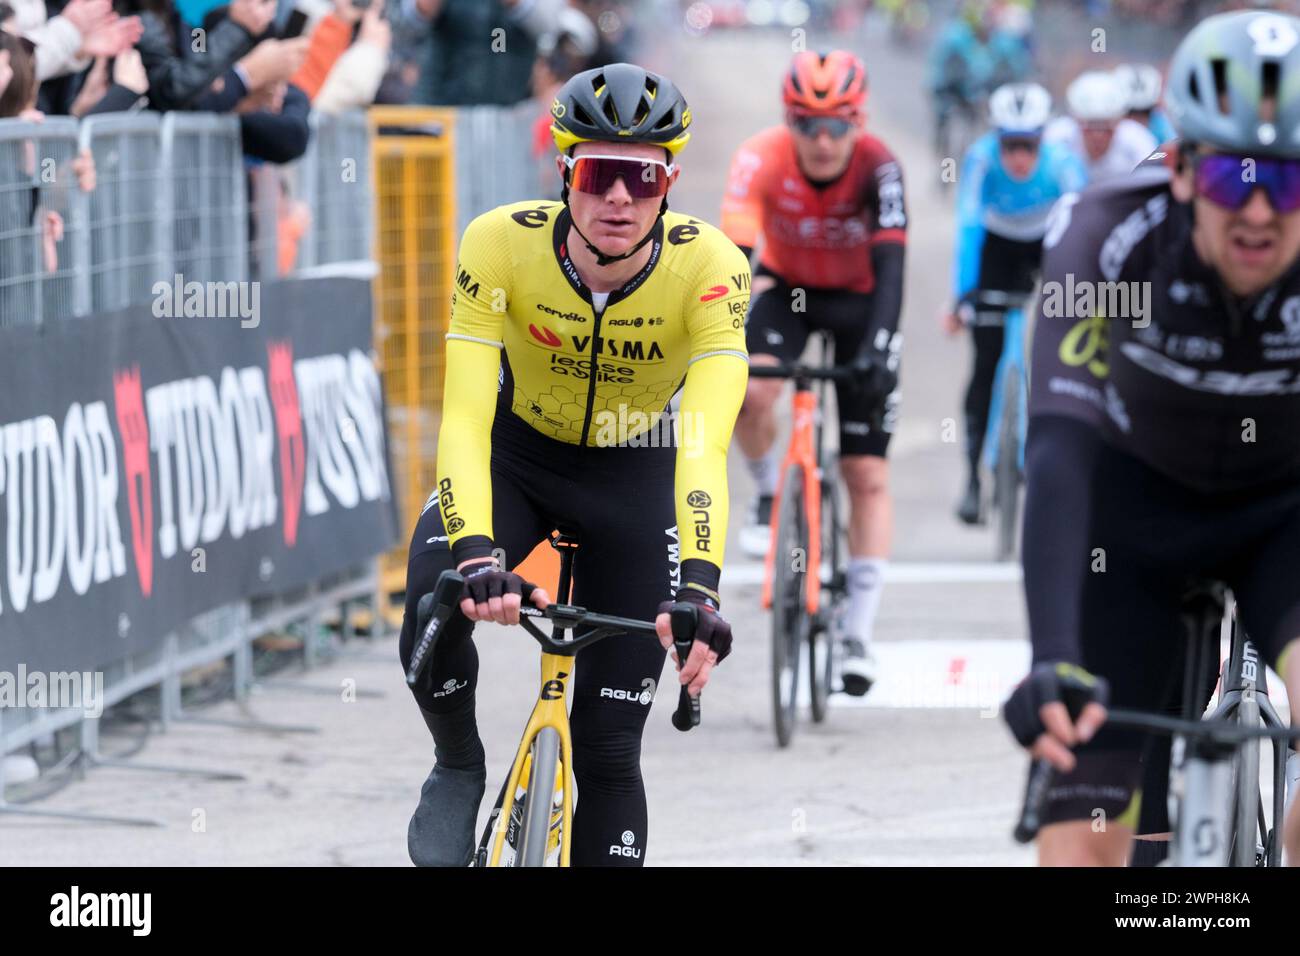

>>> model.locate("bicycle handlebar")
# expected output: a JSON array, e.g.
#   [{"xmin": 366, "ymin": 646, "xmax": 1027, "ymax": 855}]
[
  {"xmin": 406, "ymin": 570, "xmax": 702, "ymax": 731},
  {"xmin": 747, "ymin": 364, "xmax": 857, "ymax": 383},
  {"xmin": 1012, "ymin": 710, "xmax": 1297, "ymax": 844}
]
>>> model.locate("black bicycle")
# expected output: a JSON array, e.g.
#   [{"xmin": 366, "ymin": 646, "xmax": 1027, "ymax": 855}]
[{"xmin": 1015, "ymin": 582, "xmax": 1296, "ymax": 866}]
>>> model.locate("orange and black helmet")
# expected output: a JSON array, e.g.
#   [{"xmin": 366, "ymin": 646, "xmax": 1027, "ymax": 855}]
[{"xmin": 782, "ymin": 50, "xmax": 867, "ymax": 114}]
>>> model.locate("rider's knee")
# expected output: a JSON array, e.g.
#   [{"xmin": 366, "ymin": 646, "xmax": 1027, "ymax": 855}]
[
  {"xmin": 841, "ymin": 456, "xmax": 889, "ymax": 500},
  {"xmin": 741, "ymin": 376, "xmax": 782, "ymax": 417}
]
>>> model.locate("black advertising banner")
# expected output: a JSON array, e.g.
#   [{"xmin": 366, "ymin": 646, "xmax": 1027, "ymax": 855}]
[{"xmin": 0, "ymin": 277, "xmax": 399, "ymax": 674}]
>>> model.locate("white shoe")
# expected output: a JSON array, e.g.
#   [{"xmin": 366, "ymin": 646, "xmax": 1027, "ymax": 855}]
[
  {"xmin": 839, "ymin": 637, "xmax": 878, "ymax": 697},
  {"xmin": 3, "ymin": 754, "xmax": 38, "ymax": 785},
  {"xmin": 739, "ymin": 495, "xmax": 774, "ymax": 559}
]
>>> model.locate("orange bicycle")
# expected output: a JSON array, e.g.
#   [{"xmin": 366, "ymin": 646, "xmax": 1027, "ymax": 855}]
[{"xmin": 751, "ymin": 333, "xmax": 889, "ymax": 747}]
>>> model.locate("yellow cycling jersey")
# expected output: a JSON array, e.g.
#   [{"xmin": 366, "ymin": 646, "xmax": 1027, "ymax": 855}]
[{"xmin": 435, "ymin": 200, "xmax": 751, "ymax": 589}]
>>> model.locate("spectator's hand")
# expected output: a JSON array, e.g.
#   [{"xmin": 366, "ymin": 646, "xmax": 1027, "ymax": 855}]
[
  {"xmin": 413, "ymin": 0, "xmax": 443, "ymax": 21},
  {"xmin": 333, "ymin": 0, "xmax": 366, "ymax": 25},
  {"xmin": 42, "ymin": 211, "xmax": 64, "ymax": 274},
  {"xmin": 358, "ymin": 2, "xmax": 391, "ymax": 49},
  {"xmin": 230, "ymin": 0, "xmax": 277, "ymax": 36},
  {"xmin": 60, "ymin": 0, "xmax": 112, "ymax": 35},
  {"xmin": 238, "ymin": 37, "xmax": 310, "ymax": 90},
  {"xmin": 235, "ymin": 80, "xmax": 286, "ymax": 114},
  {"xmin": 19, "ymin": 108, "xmax": 45, "ymax": 123},
  {"xmin": 68, "ymin": 58, "xmax": 110, "ymax": 118},
  {"xmin": 72, "ymin": 149, "xmax": 96, "ymax": 193},
  {"xmin": 0, "ymin": 51, "xmax": 11, "ymax": 103},
  {"xmin": 113, "ymin": 49, "xmax": 149, "ymax": 95},
  {"xmin": 79, "ymin": 15, "xmax": 144, "ymax": 59}
]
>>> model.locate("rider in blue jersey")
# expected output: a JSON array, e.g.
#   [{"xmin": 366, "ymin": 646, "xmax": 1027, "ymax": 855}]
[{"xmin": 945, "ymin": 83, "xmax": 1087, "ymax": 525}]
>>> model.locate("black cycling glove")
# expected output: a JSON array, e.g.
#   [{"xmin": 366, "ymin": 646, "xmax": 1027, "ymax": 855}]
[
  {"xmin": 1002, "ymin": 662, "xmax": 1110, "ymax": 748},
  {"xmin": 658, "ymin": 588, "xmax": 733, "ymax": 664},
  {"xmin": 848, "ymin": 346, "xmax": 897, "ymax": 404},
  {"xmin": 460, "ymin": 560, "xmax": 529, "ymax": 608}
]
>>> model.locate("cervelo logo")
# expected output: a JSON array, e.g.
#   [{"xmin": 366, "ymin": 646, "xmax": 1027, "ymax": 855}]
[
  {"xmin": 433, "ymin": 677, "xmax": 467, "ymax": 698},
  {"xmin": 529, "ymin": 324, "xmax": 562, "ymax": 347},
  {"xmin": 600, "ymin": 678, "xmax": 656, "ymax": 706},
  {"xmin": 536, "ymin": 302, "xmax": 587, "ymax": 323},
  {"xmin": 699, "ymin": 285, "xmax": 728, "ymax": 302},
  {"xmin": 609, "ymin": 829, "xmax": 641, "ymax": 859}
]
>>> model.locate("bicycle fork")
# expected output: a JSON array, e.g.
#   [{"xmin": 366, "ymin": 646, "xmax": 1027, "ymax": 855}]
[
  {"xmin": 486, "ymin": 651, "xmax": 575, "ymax": 867},
  {"xmin": 761, "ymin": 388, "xmax": 823, "ymax": 616}
]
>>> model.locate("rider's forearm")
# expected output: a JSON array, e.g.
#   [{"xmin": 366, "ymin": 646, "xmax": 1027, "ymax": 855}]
[
  {"xmin": 435, "ymin": 338, "xmax": 501, "ymax": 565},
  {"xmin": 1022, "ymin": 414, "xmax": 1103, "ymax": 667},
  {"xmin": 863, "ymin": 241, "xmax": 906, "ymax": 346},
  {"xmin": 675, "ymin": 353, "xmax": 749, "ymax": 602},
  {"xmin": 953, "ymin": 221, "xmax": 984, "ymax": 301}
]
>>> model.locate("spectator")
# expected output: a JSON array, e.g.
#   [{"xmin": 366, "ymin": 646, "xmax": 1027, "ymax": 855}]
[
  {"xmin": 203, "ymin": 3, "xmax": 311, "ymax": 162},
  {"xmin": 528, "ymin": 6, "xmax": 596, "ymax": 197},
  {"xmin": 314, "ymin": 0, "xmax": 391, "ymax": 113},
  {"xmin": 402, "ymin": 0, "xmax": 566, "ymax": 106},
  {"xmin": 290, "ymin": 0, "xmax": 365, "ymax": 102},
  {"xmin": 131, "ymin": 0, "xmax": 269, "ymax": 110},
  {"xmin": 194, "ymin": 5, "xmax": 308, "ymax": 112},
  {"xmin": 12, "ymin": 0, "xmax": 141, "ymax": 83},
  {"xmin": 65, "ymin": 48, "xmax": 150, "ymax": 116}
]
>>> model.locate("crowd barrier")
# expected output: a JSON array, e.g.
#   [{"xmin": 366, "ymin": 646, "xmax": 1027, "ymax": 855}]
[{"xmin": 0, "ymin": 99, "xmax": 542, "ymax": 823}]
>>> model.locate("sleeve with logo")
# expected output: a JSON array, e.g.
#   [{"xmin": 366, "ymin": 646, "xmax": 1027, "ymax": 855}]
[
  {"xmin": 436, "ymin": 208, "xmax": 513, "ymax": 564},
  {"xmin": 675, "ymin": 233, "xmax": 751, "ymax": 599}
]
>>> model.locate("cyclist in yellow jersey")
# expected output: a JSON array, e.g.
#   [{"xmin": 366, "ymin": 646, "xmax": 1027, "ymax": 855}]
[{"xmin": 399, "ymin": 63, "xmax": 751, "ymax": 867}]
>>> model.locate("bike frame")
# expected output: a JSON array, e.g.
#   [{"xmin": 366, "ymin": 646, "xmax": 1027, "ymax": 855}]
[
  {"xmin": 759, "ymin": 334, "xmax": 837, "ymax": 616},
  {"xmin": 982, "ymin": 302, "xmax": 1028, "ymax": 473},
  {"xmin": 485, "ymin": 648, "xmax": 577, "ymax": 866}
]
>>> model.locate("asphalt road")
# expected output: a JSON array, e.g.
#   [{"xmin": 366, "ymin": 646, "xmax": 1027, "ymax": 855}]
[{"xmin": 1, "ymin": 21, "xmax": 1038, "ymax": 866}]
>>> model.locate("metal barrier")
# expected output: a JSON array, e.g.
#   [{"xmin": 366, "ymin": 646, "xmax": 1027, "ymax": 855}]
[
  {"xmin": 78, "ymin": 113, "xmax": 167, "ymax": 315},
  {"xmin": 161, "ymin": 112, "xmax": 249, "ymax": 289},
  {"xmin": 297, "ymin": 110, "xmax": 373, "ymax": 270},
  {"xmin": 0, "ymin": 117, "xmax": 83, "ymax": 327},
  {"xmin": 0, "ymin": 100, "xmax": 543, "ymax": 820},
  {"xmin": 0, "ymin": 110, "xmax": 388, "ymax": 824},
  {"xmin": 452, "ymin": 101, "xmax": 540, "ymax": 237}
]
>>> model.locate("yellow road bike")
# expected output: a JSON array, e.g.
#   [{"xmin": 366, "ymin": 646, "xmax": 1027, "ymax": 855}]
[{"xmin": 407, "ymin": 533, "xmax": 699, "ymax": 867}]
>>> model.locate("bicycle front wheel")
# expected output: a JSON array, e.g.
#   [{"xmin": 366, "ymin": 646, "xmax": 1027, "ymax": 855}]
[
  {"xmin": 1229, "ymin": 695, "xmax": 1263, "ymax": 867},
  {"xmin": 771, "ymin": 464, "xmax": 808, "ymax": 748},
  {"xmin": 810, "ymin": 471, "xmax": 840, "ymax": 724},
  {"xmin": 517, "ymin": 727, "xmax": 562, "ymax": 867}
]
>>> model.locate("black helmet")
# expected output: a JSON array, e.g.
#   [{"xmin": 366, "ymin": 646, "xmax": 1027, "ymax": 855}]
[
  {"xmin": 1166, "ymin": 10, "xmax": 1300, "ymax": 157},
  {"xmin": 550, "ymin": 63, "xmax": 692, "ymax": 157}
]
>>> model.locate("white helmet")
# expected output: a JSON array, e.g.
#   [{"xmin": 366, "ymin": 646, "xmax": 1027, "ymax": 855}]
[
  {"xmin": 1113, "ymin": 63, "xmax": 1162, "ymax": 113},
  {"xmin": 1066, "ymin": 70, "xmax": 1128, "ymax": 121},
  {"xmin": 988, "ymin": 82, "xmax": 1052, "ymax": 134}
]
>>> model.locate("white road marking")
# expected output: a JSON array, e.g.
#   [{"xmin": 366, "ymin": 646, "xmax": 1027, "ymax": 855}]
[{"xmin": 727, "ymin": 561, "xmax": 1022, "ymax": 586}]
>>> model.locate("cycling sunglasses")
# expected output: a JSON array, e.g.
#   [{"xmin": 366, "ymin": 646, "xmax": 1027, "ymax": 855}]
[
  {"xmin": 998, "ymin": 135, "xmax": 1041, "ymax": 155},
  {"xmin": 788, "ymin": 113, "xmax": 854, "ymax": 139},
  {"xmin": 1194, "ymin": 152, "xmax": 1300, "ymax": 213},
  {"xmin": 562, "ymin": 153, "xmax": 675, "ymax": 199}
]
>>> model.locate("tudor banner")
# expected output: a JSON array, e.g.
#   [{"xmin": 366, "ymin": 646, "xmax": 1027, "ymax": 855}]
[{"xmin": 0, "ymin": 277, "xmax": 398, "ymax": 674}]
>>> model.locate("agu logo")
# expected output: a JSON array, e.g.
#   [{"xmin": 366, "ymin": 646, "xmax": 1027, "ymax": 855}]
[
  {"xmin": 686, "ymin": 490, "xmax": 712, "ymax": 508},
  {"xmin": 529, "ymin": 324, "xmax": 562, "ymax": 347},
  {"xmin": 610, "ymin": 830, "xmax": 641, "ymax": 859},
  {"xmin": 698, "ymin": 285, "xmax": 728, "ymax": 302}
]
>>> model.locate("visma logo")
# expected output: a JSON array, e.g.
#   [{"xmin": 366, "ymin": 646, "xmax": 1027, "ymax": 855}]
[
  {"xmin": 529, "ymin": 324, "xmax": 562, "ymax": 347},
  {"xmin": 433, "ymin": 677, "xmax": 467, "ymax": 698},
  {"xmin": 609, "ymin": 830, "xmax": 640, "ymax": 858}
]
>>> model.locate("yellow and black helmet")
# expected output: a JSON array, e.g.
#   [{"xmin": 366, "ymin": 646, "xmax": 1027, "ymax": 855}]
[{"xmin": 550, "ymin": 63, "xmax": 692, "ymax": 158}]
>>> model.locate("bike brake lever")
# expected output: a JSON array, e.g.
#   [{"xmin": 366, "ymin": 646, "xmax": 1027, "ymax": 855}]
[{"xmin": 670, "ymin": 605, "xmax": 701, "ymax": 732}]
